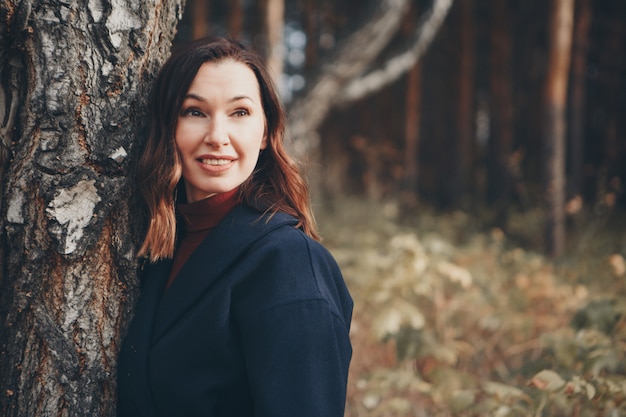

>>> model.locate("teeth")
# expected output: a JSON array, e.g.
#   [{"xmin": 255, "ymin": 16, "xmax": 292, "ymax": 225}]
[{"xmin": 200, "ymin": 158, "xmax": 231, "ymax": 165}]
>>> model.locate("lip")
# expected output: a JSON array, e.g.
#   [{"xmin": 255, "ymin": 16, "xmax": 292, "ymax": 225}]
[{"xmin": 195, "ymin": 155, "xmax": 236, "ymax": 173}]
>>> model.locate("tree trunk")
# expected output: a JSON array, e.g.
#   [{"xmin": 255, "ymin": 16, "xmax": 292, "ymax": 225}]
[
  {"xmin": 337, "ymin": 0, "xmax": 453, "ymax": 106},
  {"xmin": 456, "ymin": 0, "xmax": 475, "ymax": 203},
  {"xmin": 229, "ymin": 0, "xmax": 244, "ymax": 39},
  {"xmin": 567, "ymin": 0, "xmax": 591, "ymax": 201},
  {"xmin": 287, "ymin": 0, "xmax": 411, "ymax": 203},
  {"xmin": 402, "ymin": 63, "xmax": 422, "ymax": 208},
  {"xmin": 303, "ymin": 0, "xmax": 318, "ymax": 70},
  {"xmin": 544, "ymin": 0, "xmax": 574, "ymax": 257},
  {"xmin": 263, "ymin": 0, "xmax": 285, "ymax": 83},
  {"xmin": 285, "ymin": 0, "xmax": 451, "ymax": 204},
  {"xmin": 0, "ymin": 2, "xmax": 184, "ymax": 416},
  {"xmin": 288, "ymin": 0, "xmax": 412, "ymax": 147},
  {"xmin": 599, "ymin": 0, "xmax": 623, "ymax": 183},
  {"xmin": 487, "ymin": 0, "xmax": 514, "ymax": 207},
  {"xmin": 192, "ymin": 0, "xmax": 210, "ymax": 39},
  {"xmin": 401, "ymin": 5, "xmax": 422, "ymax": 208}
]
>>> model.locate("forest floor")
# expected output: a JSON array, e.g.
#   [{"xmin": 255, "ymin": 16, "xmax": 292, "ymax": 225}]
[{"xmin": 317, "ymin": 197, "xmax": 626, "ymax": 417}]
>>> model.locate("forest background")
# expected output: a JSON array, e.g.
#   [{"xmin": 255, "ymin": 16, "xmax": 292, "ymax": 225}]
[
  {"xmin": 180, "ymin": 1, "xmax": 626, "ymax": 416},
  {"xmin": 1, "ymin": 0, "xmax": 626, "ymax": 416}
]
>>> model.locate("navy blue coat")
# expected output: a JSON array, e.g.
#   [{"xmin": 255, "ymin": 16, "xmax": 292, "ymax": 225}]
[{"xmin": 117, "ymin": 204, "xmax": 353, "ymax": 417}]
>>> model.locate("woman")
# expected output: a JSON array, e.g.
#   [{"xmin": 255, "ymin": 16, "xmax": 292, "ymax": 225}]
[{"xmin": 116, "ymin": 37, "xmax": 353, "ymax": 417}]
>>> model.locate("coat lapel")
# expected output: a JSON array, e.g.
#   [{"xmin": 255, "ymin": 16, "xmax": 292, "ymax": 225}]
[{"xmin": 151, "ymin": 204, "xmax": 297, "ymax": 343}]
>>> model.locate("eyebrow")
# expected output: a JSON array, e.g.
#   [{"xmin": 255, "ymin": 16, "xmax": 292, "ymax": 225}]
[{"xmin": 183, "ymin": 93, "xmax": 256, "ymax": 103}]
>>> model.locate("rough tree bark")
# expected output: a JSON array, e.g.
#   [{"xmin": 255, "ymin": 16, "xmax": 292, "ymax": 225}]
[
  {"xmin": 0, "ymin": 1, "xmax": 184, "ymax": 416},
  {"xmin": 544, "ymin": 0, "xmax": 574, "ymax": 257}
]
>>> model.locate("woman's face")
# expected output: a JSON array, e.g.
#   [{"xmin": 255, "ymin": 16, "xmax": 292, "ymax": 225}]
[{"xmin": 175, "ymin": 60, "xmax": 267, "ymax": 203}]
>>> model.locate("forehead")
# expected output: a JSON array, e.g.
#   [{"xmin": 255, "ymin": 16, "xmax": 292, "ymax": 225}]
[{"xmin": 187, "ymin": 59, "xmax": 261, "ymax": 96}]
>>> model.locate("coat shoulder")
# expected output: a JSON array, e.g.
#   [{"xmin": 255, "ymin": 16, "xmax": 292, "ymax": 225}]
[{"xmin": 235, "ymin": 217, "xmax": 352, "ymax": 326}]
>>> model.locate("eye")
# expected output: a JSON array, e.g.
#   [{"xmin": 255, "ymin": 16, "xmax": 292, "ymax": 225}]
[
  {"xmin": 232, "ymin": 108, "xmax": 250, "ymax": 117},
  {"xmin": 181, "ymin": 107, "xmax": 205, "ymax": 117}
]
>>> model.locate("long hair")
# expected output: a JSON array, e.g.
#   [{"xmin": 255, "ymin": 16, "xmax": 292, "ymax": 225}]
[{"xmin": 137, "ymin": 37, "xmax": 318, "ymax": 261}]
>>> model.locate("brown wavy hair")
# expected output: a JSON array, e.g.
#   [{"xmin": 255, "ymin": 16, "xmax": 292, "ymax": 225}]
[{"xmin": 137, "ymin": 37, "xmax": 318, "ymax": 261}]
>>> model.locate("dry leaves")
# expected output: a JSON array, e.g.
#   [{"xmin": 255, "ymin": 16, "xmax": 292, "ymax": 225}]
[{"xmin": 320, "ymin": 198, "xmax": 626, "ymax": 416}]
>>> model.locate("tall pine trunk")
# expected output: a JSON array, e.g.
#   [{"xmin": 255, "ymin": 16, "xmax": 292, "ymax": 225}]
[
  {"xmin": 487, "ymin": 0, "xmax": 514, "ymax": 209},
  {"xmin": 403, "ymin": 64, "xmax": 422, "ymax": 207},
  {"xmin": 191, "ymin": 0, "xmax": 210, "ymax": 38},
  {"xmin": 568, "ymin": 0, "xmax": 591, "ymax": 201},
  {"xmin": 0, "ymin": 2, "xmax": 184, "ymax": 416},
  {"xmin": 401, "ymin": 5, "xmax": 422, "ymax": 209},
  {"xmin": 544, "ymin": 0, "xmax": 574, "ymax": 257},
  {"xmin": 599, "ymin": 0, "xmax": 624, "ymax": 185},
  {"xmin": 263, "ymin": 0, "xmax": 285, "ymax": 83},
  {"xmin": 456, "ymin": 0, "xmax": 475, "ymax": 204},
  {"xmin": 230, "ymin": 0, "xmax": 244, "ymax": 39}
]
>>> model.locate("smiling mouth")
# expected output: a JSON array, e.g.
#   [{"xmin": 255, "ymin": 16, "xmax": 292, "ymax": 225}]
[{"xmin": 199, "ymin": 158, "xmax": 233, "ymax": 166}]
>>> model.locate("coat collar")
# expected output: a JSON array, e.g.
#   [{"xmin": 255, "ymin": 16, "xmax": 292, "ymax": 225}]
[{"xmin": 150, "ymin": 204, "xmax": 298, "ymax": 343}]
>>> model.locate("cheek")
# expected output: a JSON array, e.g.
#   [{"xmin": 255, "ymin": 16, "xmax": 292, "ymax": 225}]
[{"xmin": 174, "ymin": 125, "xmax": 194, "ymax": 154}]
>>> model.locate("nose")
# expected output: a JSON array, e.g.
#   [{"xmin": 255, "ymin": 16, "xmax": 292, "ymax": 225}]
[{"xmin": 203, "ymin": 116, "xmax": 229, "ymax": 147}]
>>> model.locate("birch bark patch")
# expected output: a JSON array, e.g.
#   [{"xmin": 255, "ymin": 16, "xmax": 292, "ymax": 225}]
[
  {"xmin": 88, "ymin": 0, "xmax": 105, "ymax": 23},
  {"xmin": 46, "ymin": 180, "xmax": 101, "ymax": 254},
  {"xmin": 7, "ymin": 191, "xmax": 25, "ymax": 224},
  {"xmin": 106, "ymin": 0, "xmax": 142, "ymax": 49},
  {"xmin": 109, "ymin": 146, "xmax": 127, "ymax": 163}
]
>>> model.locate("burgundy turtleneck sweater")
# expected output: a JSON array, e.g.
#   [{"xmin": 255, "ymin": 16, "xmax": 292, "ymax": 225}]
[{"xmin": 167, "ymin": 188, "xmax": 240, "ymax": 288}]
